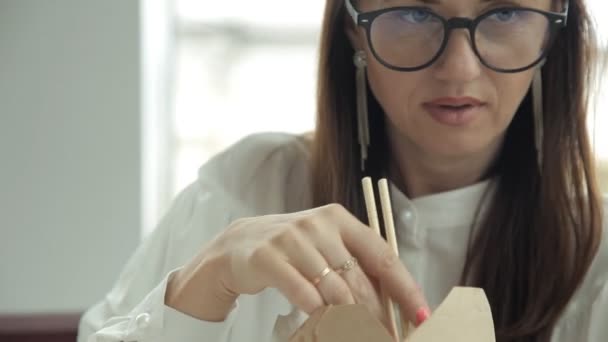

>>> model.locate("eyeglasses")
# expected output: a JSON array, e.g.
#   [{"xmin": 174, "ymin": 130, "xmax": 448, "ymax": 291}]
[{"xmin": 345, "ymin": 0, "xmax": 569, "ymax": 73}]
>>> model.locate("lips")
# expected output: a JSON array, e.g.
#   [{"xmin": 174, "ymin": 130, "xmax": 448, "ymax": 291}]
[
  {"xmin": 424, "ymin": 97, "xmax": 485, "ymax": 107},
  {"xmin": 422, "ymin": 97, "xmax": 486, "ymax": 127}
]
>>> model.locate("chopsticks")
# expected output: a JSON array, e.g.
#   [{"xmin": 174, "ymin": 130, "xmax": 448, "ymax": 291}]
[{"xmin": 362, "ymin": 177, "xmax": 410, "ymax": 341}]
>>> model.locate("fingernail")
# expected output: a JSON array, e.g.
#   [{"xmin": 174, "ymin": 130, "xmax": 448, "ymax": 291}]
[{"xmin": 415, "ymin": 307, "xmax": 431, "ymax": 327}]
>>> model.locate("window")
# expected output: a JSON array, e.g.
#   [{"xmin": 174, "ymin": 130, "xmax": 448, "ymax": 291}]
[
  {"xmin": 172, "ymin": 0, "xmax": 324, "ymax": 197},
  {"xmin": 148, "ymin": 0, "xmax": 608, "ymax": 234},
  {"xmin": 588, "ymin": 0, "xmax": 608, "ymax": 193}
]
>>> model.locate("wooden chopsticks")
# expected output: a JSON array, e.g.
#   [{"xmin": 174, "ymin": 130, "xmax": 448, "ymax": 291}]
[{"xmin": 362, "ymin": 177, "xmax": 410, "ymax": 341}]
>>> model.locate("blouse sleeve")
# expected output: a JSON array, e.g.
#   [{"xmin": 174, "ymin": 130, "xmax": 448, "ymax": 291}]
[
  {"xmin": 77, "ymin": 183, "xmax": 241, "ymax": 342},
  {"xmin": 77, "ymin": 133, "xmax": 307, "ymax": 342}
]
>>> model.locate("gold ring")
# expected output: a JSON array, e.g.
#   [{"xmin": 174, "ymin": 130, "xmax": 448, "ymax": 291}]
[
  {"xmin": 312, "ymin": 267, "xmax": 332, "ymax": 286},
  {"xmin": 334, "ymin": 257, "xmax": 358, "ymax": 275}
]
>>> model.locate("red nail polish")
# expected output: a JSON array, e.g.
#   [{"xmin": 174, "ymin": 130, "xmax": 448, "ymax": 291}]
[{"xmin": 415, "ymin": 307, "xmax": 431, "ymax": 327}]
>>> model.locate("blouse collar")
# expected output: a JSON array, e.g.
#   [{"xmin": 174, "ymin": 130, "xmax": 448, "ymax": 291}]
[{"xmin": 389, "ymin": 179, "xmax": 495, "ymax": 230}]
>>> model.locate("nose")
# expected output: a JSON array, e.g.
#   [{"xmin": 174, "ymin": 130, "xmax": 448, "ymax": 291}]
[{"xmin": 432, "ymin": 29, "xmax": 482, "ymax": 82}]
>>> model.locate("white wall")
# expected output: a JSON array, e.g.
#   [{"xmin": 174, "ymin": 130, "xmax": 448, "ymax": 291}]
[{"xmin": 0, "ymin": 0, "xmax": 141, "ymax": 313}]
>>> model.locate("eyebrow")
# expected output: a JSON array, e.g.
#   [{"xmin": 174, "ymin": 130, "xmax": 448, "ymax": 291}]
[{"xmin": 383, "ymin": 0, "xmax": 520, "ymax": 4}]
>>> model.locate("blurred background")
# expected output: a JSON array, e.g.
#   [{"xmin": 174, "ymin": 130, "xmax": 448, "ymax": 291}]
[{"xmin": 0, "ymin": 0, "xmax": 606, "ymax": 340}]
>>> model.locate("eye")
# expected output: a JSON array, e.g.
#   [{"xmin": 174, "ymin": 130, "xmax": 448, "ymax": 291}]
[
  {"xmin": 399, "ymin": 9, "xmax": 433, "ymax": 23},
  {"xmin": 489, "ymin": 9, "xmax": 519, "ymax": 22}
]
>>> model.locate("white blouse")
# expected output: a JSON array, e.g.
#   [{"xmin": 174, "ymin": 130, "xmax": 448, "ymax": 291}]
[{"xmin": 77, "ymin": 133, "xmax": 608, "ymax": 342}]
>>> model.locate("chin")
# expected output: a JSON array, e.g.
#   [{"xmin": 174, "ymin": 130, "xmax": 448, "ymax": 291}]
[{"xmin": 421, "ymin": 138, "xmax": 489, "ymax": 160}]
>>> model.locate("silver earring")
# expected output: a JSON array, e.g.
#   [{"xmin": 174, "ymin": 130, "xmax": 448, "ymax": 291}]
[
  {"xmin": 354, "ymin": 50, "xmax": 369, "ymax": 171},
  {"xmin": 532, "ymin": 68, "xmax": 544, "ymax": 171}
]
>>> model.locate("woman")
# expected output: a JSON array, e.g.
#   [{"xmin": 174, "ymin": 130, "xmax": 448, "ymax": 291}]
[{"xmin": 78, "ymin": 0, "xmax": 607, "ymax": 341}]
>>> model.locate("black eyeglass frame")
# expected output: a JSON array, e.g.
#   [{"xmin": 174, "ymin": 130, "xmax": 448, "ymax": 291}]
[{"xmin": 345, "ymin": 0, "xmax": 569, "ymax": 73}]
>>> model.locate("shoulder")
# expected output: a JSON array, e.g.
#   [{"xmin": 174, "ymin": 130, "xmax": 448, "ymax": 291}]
[
  {"xmin": 565, "ymin": 194, "xmax": 608, "ymax": 306},
  {"xmin": 594, "ymin": 194, "xmax": 608, "ymax": 282},
  {"xmin": 198, "ymin": 132, "xmax": 310, "ymax": 177},
  {"xmin": 552, "ymin": 194, "xmax": 608, "ymax": 339},
  {"xmin": 195, "ymin": 132, "xmax": 313, "ymax": 214},
  {"xmin": 591, "ymin": 194, "xmax": 608, "ymax": 285},
  {"xmin": 581, "ymin": 194, "xmax": 608, "ymax": 299},
  {"xmin": 145, "ymin": 132, "xmax": 312, "ymax": 267}
]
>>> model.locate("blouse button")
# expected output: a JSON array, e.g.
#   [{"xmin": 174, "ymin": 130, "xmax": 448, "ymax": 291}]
[
  {"xmin": 403, "ymin": 210, "xmax": 414, "ymax": 221},
  {"xmin": 135, "ymin": 312, "xmax": 151, "ymax": 328}
]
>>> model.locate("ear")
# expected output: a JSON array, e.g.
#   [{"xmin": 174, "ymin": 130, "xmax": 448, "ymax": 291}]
[{"xmin": 344, "ymin": 12, "xmax": 364, "ymax": 51}]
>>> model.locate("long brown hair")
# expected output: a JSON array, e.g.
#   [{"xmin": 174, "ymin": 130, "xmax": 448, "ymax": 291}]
[{"xmin": 310, "ymin": 1, "xmax": 604, "ymax": 341}]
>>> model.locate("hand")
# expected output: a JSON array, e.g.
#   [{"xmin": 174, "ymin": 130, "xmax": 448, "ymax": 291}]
[{"xmin": 165, "ymin": 204, "xmax": 430, "ymax": 331}]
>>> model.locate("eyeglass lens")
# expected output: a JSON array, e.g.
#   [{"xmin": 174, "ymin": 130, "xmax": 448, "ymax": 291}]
[{"xmin": 369, "ymin": 8, "xmax": 551, "ymax": 70}]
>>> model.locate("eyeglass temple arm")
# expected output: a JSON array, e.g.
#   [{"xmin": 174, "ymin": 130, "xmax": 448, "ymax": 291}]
[{"xmin": 345, "ymin": 0, "xmax": 359, "ymax": 24}]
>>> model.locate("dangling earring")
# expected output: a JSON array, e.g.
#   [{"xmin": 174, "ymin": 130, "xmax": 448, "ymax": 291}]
[
  {"xmin": 354, "ymin": 50, "xmax": 369, "ymax": 171},
  {"xmin": 532, "ymin": 67, "xmax": 544, "ymax": 171}
]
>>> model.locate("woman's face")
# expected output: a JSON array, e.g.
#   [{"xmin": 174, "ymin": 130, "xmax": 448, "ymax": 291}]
[{"xmin": 349, "ymin": 0, "xmax": 554, "ymax": 161}]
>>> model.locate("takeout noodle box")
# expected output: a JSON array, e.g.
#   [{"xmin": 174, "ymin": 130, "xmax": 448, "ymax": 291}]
[
  {"xmin": 289, "ymin": 287, "xmax": 496, "ymax": 342},
  {"xmin": 288, "ymin": 304, "xmax": 394, "ymax": 342}
]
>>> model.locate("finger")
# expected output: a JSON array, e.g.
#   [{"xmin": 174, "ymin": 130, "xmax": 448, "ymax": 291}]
[
  {"xmin": 314, "ymin": 234, "xmax": 393, "ymax": 334},
  {"xmin": 285, "ymin": 235, "xmax": 356, "ymax": 306},
  {"xmin": 315, "ymin": 269, "xmax": 356, "ymax": 305},
  {"xmin": 346, "ymin": 265, "xmax": 393, "ymax": 330},
  {"xmin": 339, "ymin": 219, "xmax": 431, "ymax": 326},
  {"xmin": 251, "ymin": 246, "xmax": 324, "ymax": 314},
  {"xmin": 316, "ymin": 239, "xmax": 381, "ymax": 314}
]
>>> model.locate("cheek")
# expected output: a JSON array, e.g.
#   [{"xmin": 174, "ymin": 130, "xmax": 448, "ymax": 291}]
[
  {"xmin": 365, "ymin": 61, "xmax": 422, "ymax": 122},
  {"xmin": 493, "ymin": 73, "xmax": 534, "ymax": 124}
]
